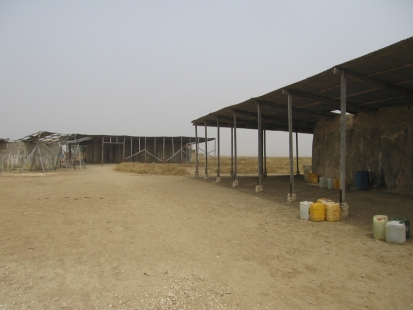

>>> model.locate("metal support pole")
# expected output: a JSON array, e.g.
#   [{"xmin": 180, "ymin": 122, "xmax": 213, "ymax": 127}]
[
  {"xmin": 257, "ymin": 102, "xmax": 263, "ymax": 187},
  {"xmin": 295, "ymin": 132, "xmax": 300, "ymax": 175},
  {"xmin": 144, "ymin": 137, "xmax": 147, "ymax": 163},
  {"xmin": 216, "ymin": 117, "xmax": 221, "ymax": 182},
  {"xmin": 233, "ymin": 112, "xmax": 238, "ymax": 186},
  {"xmin": 288, "ymin": 93, "xmax": 295, "ymax": 199},
  {"xmin": 180, "ymin": 137, "xmax": 183, "ymax": 163},
  {"xmin": 195, "ymin": 125, "xmax": 199, "ymax": 177},
  {"xmin": 101, "ymin": 136, "xmax": 104, "ymax": 166},
  {"xmin": 263, "ymin": 129, "xmax": 267, "ymax": 177},
  {"xmin": 230, "ymin": 127, "xmax": 233, "ymax": 178},
  {"xmin": 154, "ymin": 137, "xmax": 156, "ymax": 161},
  {"xmin": 162, "ymin": 136, "xmax": 165, "ymax": 163},
  {"xmin": 340, "ymin": 70, "xmax": 347, "ymax": 203},
  {"xmin": 204, "ymin": 122, "xmax": 208, "ymax": 179},
  {"xmin": 130, "ymin": 137, "xmax": 133, "ymax": 162},
  {"xmin": 123, "ymin": 136, "xmax": 125, "ymax": 162}
]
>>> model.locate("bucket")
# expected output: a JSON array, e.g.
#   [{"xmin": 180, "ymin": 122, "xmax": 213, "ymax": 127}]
[
  {"xmin": 327, "ymin": 178, "xmax": 333, "ymax": 189},
  {"xmin": 299, "ymin": 201, "xmax": 313, "ymax": 220},
  {"xmin": 372, "ymin": 215, "xmax": 388, "ymax": 240},
  {"xmin": 310, "ymin": 173, "xmax": 319, "ymax": 184},
  {"xmin": 355, "ymin": 171, "xmax": 369, "ymax": 190},
  {"xmin": 319, "ymin": 177, "xmax": 327, "ymax": 189},
  {"xmin": 310, "ymin": 202, "xmax": 325, "ymax": 222},
  {"xmin": 386, "ymin": 221, "xmax": 406, "ymax": 244},
  {"xmin": 390, "ymin": 217, "xmax": 410, "ymax": 239}
]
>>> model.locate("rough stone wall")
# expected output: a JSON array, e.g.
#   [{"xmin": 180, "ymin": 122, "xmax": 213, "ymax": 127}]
[
  {"xmin": 312, "ymin": 106, "xmax": 413, "ymax": 193},
  {"xmin": 0, "ymin": 142, "xmax": 59, "ymax": 171}
]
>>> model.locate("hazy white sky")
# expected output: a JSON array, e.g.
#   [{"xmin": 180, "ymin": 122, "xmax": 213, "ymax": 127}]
[{"xmin": 1, "ymin": 0, "xmax": 412, "ymax": 156}]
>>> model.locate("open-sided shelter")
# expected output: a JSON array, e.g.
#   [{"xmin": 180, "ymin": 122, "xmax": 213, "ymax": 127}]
[{"xmin": 192, "ymin": 36, "xmax": 413, "ymax": 199}]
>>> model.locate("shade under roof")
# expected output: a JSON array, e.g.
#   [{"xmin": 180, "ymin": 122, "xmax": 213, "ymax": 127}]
[{"xmin": 192, "ymin": 36, "xmax": 413, "ymax": 134}]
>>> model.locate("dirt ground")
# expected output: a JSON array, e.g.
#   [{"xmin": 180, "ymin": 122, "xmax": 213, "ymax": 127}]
[{"xmin": 1, "ymin": 164, "xmax": 412, "ymax": 310}]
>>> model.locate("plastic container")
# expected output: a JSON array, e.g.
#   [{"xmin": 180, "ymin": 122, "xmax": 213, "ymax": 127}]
[
  {"xmin": 333, "ymin": 178, "xmax": 348, "ymax": 190},
  {"xmin": 299, "ymin": 201, "xmax": 313, "ymax": 220},
  {"xmin": 303, "ymin": 164, "xmax": 312, "ymax": 172},
  {"xmin": 317, "ymin": 198, "xmax": 334, "ymax": 205},
  {"xmin": 319, "ymin": 177, "xmax": 327, "ymax": 188},
  {"xmin": 333, "ymin": 178, "xmax": 340, "ymax": 190},
  {"xmin": 310, "ymin": 173, "xmax": 319, "ymax": 184},
  {"xmin": 385, "ymin": 221, "xmax": 406, "ymax": 244},
  {"xmin": 390, "ymin": 217, "xmax": 410, "ymax": 239},
  {"xmin": 355, "ymin": 171, "xmax": 369, "ymax": 190},
  {"xmin": 304, "ymin": 171, "xmax": 310, "ymax": 182},
  {"xmin": 325, "ymin": 202, "xmax": 341, "ymax": 222},
  {"xmin": 310, "ymin": 202, "xmax": 325, "ymax": 222},
  {"xmin": 372, "ymin": 215, "xmax": 388, "ymax": 240},
  {"xmin": 327, "ymin": 178, "xmax": 333, "ymax": 189}
]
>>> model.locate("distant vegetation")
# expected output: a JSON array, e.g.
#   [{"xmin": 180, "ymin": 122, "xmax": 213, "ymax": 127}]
[
  {"xmin": 196, "ymin": 156, "xmax": 312, "ymax": 175},
  {"xmin": 114, "ymin": 162, "xmax": 191, "ymax": 176},
  {"xmin": 114, "ymin": 157, "xmax": 312, "ymax": 176}
]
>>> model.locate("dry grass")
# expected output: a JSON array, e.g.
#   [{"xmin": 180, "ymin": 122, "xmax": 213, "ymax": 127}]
[
  {"xmin": 115, "ymin": 157, "xmax": 312, "ymax": 176},
  {"xmin": 198, "ymin": 156, "xmax": 312, "ymax": 175},
  {"xmin": 114, "ymin": 162, "xmax": 191, "ymax": 176}
]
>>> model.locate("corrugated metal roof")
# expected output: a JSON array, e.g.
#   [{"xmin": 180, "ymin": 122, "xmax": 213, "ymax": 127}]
[
  {"xmin": 15, "ymin": 131, "xmax": 213, "ymax": 145},
  {"xmin": 192, "ymin": 36, "xmax": 413, "ymax": 134}
]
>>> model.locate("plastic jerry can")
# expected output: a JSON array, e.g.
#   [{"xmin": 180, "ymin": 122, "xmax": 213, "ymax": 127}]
[
  {"xmin": 325, "ymin": 202, "xmax": 341, "ymax": 222},
  {"xmin": 355, "ymin": 170, "xmax": 369, "ymax": 190},
  {"xmin": 327, "ymin": 178, "xmax": 334, "ymax": 189},
  {"xmin": 385, "ymin": 221, "xmax": 406, "ymax": 245},
  {"xmin": 317, "ymin": 198, "xmax": 334, "ymax": 205},
  {"xmin": 310, "ymin": 173, "xmax": 319, "ymax": 184},
  {"xmin": 372, "ymin": 215, "xmax": 388, "ymax": 240},
  {"xmin": 390, "ymin": 217, "xmax": 410, "ymax": 239},
  {"xmin": 310, "ymin": 202, "xmax": 325, "ymax": 222},
  {"xmin": 299, "ymin": 201, "xmax": 313, "ymax": 220},
  {"xmin": 319, "ymin": 177, "xmax": 327, "ymax": 188}
]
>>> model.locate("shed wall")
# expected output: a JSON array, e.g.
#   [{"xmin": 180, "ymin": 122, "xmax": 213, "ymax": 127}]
[
  {"xmin": 0, "ymin": 142, "xmax": 59, "ymax": 171},
  {"xmin": 312, "ymin": 106, "xmax": 413, "ymax": 193}
]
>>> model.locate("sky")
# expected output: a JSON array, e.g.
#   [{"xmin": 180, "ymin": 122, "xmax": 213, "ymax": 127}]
[{"xmin": 1, "ymin": 0, "xmax": 412, "ymax": 156}]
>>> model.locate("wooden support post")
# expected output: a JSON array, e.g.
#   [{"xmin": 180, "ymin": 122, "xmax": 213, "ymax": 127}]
[
  {"xmin": 130, "ymin": 137, "xmax": 133, "ymax": 162},
  {"xmin": 144, "ymin": 137, "xmax": 147, "ymax": 163},
  {"xmin": 204, "ymin": 122, "xmax": 208, "ymax": 179},
  {"xmin": 154, "ymin": 137, "xmax": 156, "ymax": 161}
]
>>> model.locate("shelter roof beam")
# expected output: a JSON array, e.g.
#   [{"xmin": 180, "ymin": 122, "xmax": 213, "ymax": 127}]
[
  {"xmin": 334, "ymin": 67, "xmax": 413, "ymax": 98},
  {"xmin": 283, "ymin": 89, "xmax": 375, "ymax": 113}
]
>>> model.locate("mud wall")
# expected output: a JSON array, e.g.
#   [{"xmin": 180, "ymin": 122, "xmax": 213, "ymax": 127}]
[
  {"xmin": 0, "ymin": 142, "xmax": 59, "ymax": 171},
  {"xmin": 312, "ymin": 106, "xmax": 413, "ymax": 193}
]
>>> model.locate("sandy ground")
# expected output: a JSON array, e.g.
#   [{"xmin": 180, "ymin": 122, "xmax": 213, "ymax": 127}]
[{"xmin": 1, "ymin": 164, "xmax": 412, "ymax": 310}]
